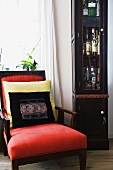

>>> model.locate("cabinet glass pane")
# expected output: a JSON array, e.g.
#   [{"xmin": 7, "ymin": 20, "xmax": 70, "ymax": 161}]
[{"xmin": 82, "ymin": 0, "xmax": 100, "ymax": 90}]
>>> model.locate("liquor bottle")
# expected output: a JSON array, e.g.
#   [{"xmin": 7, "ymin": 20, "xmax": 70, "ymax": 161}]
[
  {"xmin": 97, "ymin": 33, "xmax": 100, "ymax": 55},
  {"xmin": 86, "ymin": 28, "xmax": 91, "ymax": 55},
  {"xmin": 96, "ymin": 30, "xmax": 98, "ymax": 43},
  {"xmin": 92, "ymin": 29, "xmax": 97, "ymax": 55},
  {"xmin": 86, "ymin": 66, "xmax": 89, "ymax": 81},
  {"xmin": 91, "ymin": 28, "xmax": 95, "ymax": 44},
  {"xmin": 91, "ymin": 28, "xmax": 95, "ymax": 39},
  {"xmin": 83, "ymin": 28, "xmax": 86, "ymax": 55},
  {"xmin": 96, "ymin": 0, "xmax": 100, "ymax": 16},
  {"xmin": 88, "ymin": 0, "xmax": 96, "ymax": 16},
  {"xmin": 96, "ymin": 68, "xmax": 100, "ymax": 89},
  {"xmin": 92, "ymin": 38, "xmax": 97, "ymax": 55},
  {"xmin": 90, "ymin": 66, "xmax": 96, "ymax": 89},
  {"xmin": 83, "ymin": 43, "xmax": 86, "ymax": 55},
  {"xmin": 91, "ymin": 58, "xmax": 96, "ymax": 68},
  {"xmin": 85, "ymin": 66, "xmax": 91, "ymax": 89},
  {"xmin": 83, "ymin": 0, "xmax": 88, "ymax": 16}
]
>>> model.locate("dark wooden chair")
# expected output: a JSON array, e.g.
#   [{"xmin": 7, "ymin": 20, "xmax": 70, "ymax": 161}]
[{"xmin": 0, "ymin": 71, "xmax": 87, "ymax": 170}]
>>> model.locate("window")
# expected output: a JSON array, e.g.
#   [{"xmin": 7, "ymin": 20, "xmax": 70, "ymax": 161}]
[{"xmin": 0, "ymin": 0, "xmax": 41, "ymax": 70}]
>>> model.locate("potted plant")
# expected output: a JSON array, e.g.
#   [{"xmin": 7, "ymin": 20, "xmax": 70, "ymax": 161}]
[
  {"xmin": 16, "ymin": 55, "xmax": 38, "ymax": 71},
  {"xmin": 16, "ymin": 40, "xmax": 40, "ymax": 71}
]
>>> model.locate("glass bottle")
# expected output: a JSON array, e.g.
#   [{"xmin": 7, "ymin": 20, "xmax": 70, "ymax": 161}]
[
  {"xmin": 97, "ymin": 33, "xmax": 100, "ymax": 55},
  {"xmin": 86, "ymin": 28, "xmax": 91, "ymax": 55},
  {"xmin": 88, "ymin": 0, "xmax": 96, "ymax": 16},
  {"xmin": 96, "ymin": 0, "xmax": 100, "ymax": 16},
  {"xmin": 90, "ymin": 66, "xmax": 96, "ymax": 89},
  {"xmin": 91, "ymin": 28, "xmax": 95, "ymax": 40},
  {"xmin": 86, "ymin": 66, "xmax": 90, "ymax": 81},
  {"xmin": 83, "ymin": 28, "xmax": 86, "ymax": 55},
  {"xmin": 85, "ymin": 66, "xmax": 91, "ymax": 89},
  {"xmin": 92, "ymin": 37, "xmax": 97, "ymax": 55},
  {"xmin": 96, "ymin": 30, "xmax": 98, "ymax": 43},
  {"xmin": 83, "ymin": 0, "xmax": 88, "ymax": 16},
  {"xmin": 96, "ymin": 68, "xmax": 100, "ymax": 89},
  {"xmin": 91, "ymin": 28, "xmax": 97, "ymax": 56}
]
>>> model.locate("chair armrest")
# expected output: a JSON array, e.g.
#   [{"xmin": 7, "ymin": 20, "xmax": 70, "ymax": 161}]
[
  {"xmin": 55, "ymin": 106, "xmax": 77, "ymax": 128},
  {"xmin": 0, "ymin": 108, "xmax": 10, "ymax": 144},
  {"xmin": 0, "ymin": 108, "xmax": 9, "ymax": 120}
]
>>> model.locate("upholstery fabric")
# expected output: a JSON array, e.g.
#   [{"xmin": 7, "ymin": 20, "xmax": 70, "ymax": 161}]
[
  {"xmin": 2, "ymin": 80, "xmax": 57, "ymax": 127},
  {"xmin": 8, "ymin": 123, "xmax": 87, "ymax": 160},
  {"xmin": 1, "ymin": 75, "xmax": 44, "ymax": 82},
  {"xmin": 9, "ymin": 92, "xmax": 55, "ymax": 128},
  {"xmin": 1, "ymin": 75, "xmax": 44, "ymax": 110}
]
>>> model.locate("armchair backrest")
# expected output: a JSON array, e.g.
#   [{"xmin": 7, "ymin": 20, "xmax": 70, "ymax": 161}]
[{"xmin": 1, "ymin": 74, "xmax": 45, "ymax": 111}]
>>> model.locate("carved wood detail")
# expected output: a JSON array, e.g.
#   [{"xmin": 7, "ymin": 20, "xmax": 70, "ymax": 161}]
[{"xmin": 76, "ymin": 94, "xmax": 109, "ymax": 99}]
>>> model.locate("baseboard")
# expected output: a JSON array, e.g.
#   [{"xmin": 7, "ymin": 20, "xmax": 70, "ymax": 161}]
[{"xmin": 108, "ymin": 133, "xmax": 113, "ymax": 138}]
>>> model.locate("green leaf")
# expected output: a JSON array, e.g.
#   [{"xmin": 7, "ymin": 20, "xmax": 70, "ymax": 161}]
[
  {"xmin": 21, "ymin": 60, "xmax": 27, "ymax": 62},
  {"xmin": 16, "ymin": 64, "xmax": 21, "ymax": 68},
  {"xmin": 33, "ymin": 59, "xmax": 38, "ymax": 65},
  {"xmin": 30, "ymin": 65, "xmax": 36, "ymax": 71},
  {"xmin": 29, "ymin": 55, "xmax": 33, "ymax": 59}
]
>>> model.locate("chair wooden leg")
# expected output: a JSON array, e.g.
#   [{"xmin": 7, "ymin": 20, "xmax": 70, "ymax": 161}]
[
  {"xmin": 11, "ymin": 160, "xmax": 19, "ymax": 170},
  {"xmin": 3, "ymin": 145, "xmax": 8, "ymax": 156},
  {"xmin": 2, "ymin": 132, "xmax": 8, "ymax": 156},
  {"xmin": 79, "ymin": 149, "xmax": 86, "ymax": 170}
]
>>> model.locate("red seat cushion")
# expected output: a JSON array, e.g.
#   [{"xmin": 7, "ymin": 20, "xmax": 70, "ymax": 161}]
[{"xmin": 8, "ymin": 123, "xmax": 87, "ymax": 160}]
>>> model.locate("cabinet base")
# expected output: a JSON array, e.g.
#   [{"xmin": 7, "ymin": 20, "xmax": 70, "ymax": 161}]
[{"xmin": 87, "ymin": 139, "xmax": 109, "ymax": 150}]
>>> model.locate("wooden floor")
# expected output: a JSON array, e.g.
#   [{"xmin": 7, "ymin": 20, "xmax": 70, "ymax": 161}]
[{"xmin": 0, "ymin": 139, "xmax": 113, "ymax": 170}]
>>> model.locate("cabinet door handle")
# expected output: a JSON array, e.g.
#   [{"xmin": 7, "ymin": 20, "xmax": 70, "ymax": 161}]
[
  {"xmin": 100, "ymin": 111, "xmax": 106, "ymax": 124},
  {"xmin": 100, "ymin": 28, "xmax": 104, "ymax": 32},
  {"xmin": 101, "ymin": 111, "xmax": 104, "ymax": 114},
  {"xmin": 100, "ymin": 28, "xmax": 104, "ymax": 35}
]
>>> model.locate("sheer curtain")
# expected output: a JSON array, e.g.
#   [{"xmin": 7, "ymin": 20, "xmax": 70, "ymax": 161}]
[
  {"xmin": 40, "ymin": 0, "xmax": 62, "ymax": 107},
  {"xmin": 0, "ymin": 0, "xmax": 62, "ymax": 106},
  {"xmin": 0, "ymin": 0, "xmax": 41, "ymax": 70}
]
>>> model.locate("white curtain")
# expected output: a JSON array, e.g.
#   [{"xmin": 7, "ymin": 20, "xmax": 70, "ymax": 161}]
[
  {"xmin": 0, "ymin": 0, "xmax": 41, "ymax": 70},
  {"xmin": 0, "ymin": 0, "xmax": 62, "ymax": 106},
  {"xmin": 40, "ymin": 0, "xmax": 62, "ymax": 107}
]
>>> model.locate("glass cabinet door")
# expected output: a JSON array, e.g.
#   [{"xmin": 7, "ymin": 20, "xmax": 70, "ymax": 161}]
[{"xmin": 82, "ymin": 0, "xmax": 101, "ymax": 90}]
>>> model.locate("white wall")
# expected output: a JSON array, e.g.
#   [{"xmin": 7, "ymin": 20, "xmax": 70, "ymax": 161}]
[
  {"xmin": 108, "ymin": 0, "xmax": 113, "ymax": 138},
  {"xmin": 54, "ymin": 0, "xmax": 113, "ymax": 137}
]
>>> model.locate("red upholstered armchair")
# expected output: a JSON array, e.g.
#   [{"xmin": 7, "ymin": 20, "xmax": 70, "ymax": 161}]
[{"xmin": 0, "ymin": 71, "xmax": 87, "ymax": 170}]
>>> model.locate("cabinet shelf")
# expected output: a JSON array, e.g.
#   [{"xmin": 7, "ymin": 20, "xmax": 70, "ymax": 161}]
[
  {"xmin": 83, "ymin": 16, "xmax": 99, "ymax": 27},
  {"xmin": 83, "ymin": 54, "xmax": 100, "ymax": 57}
]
